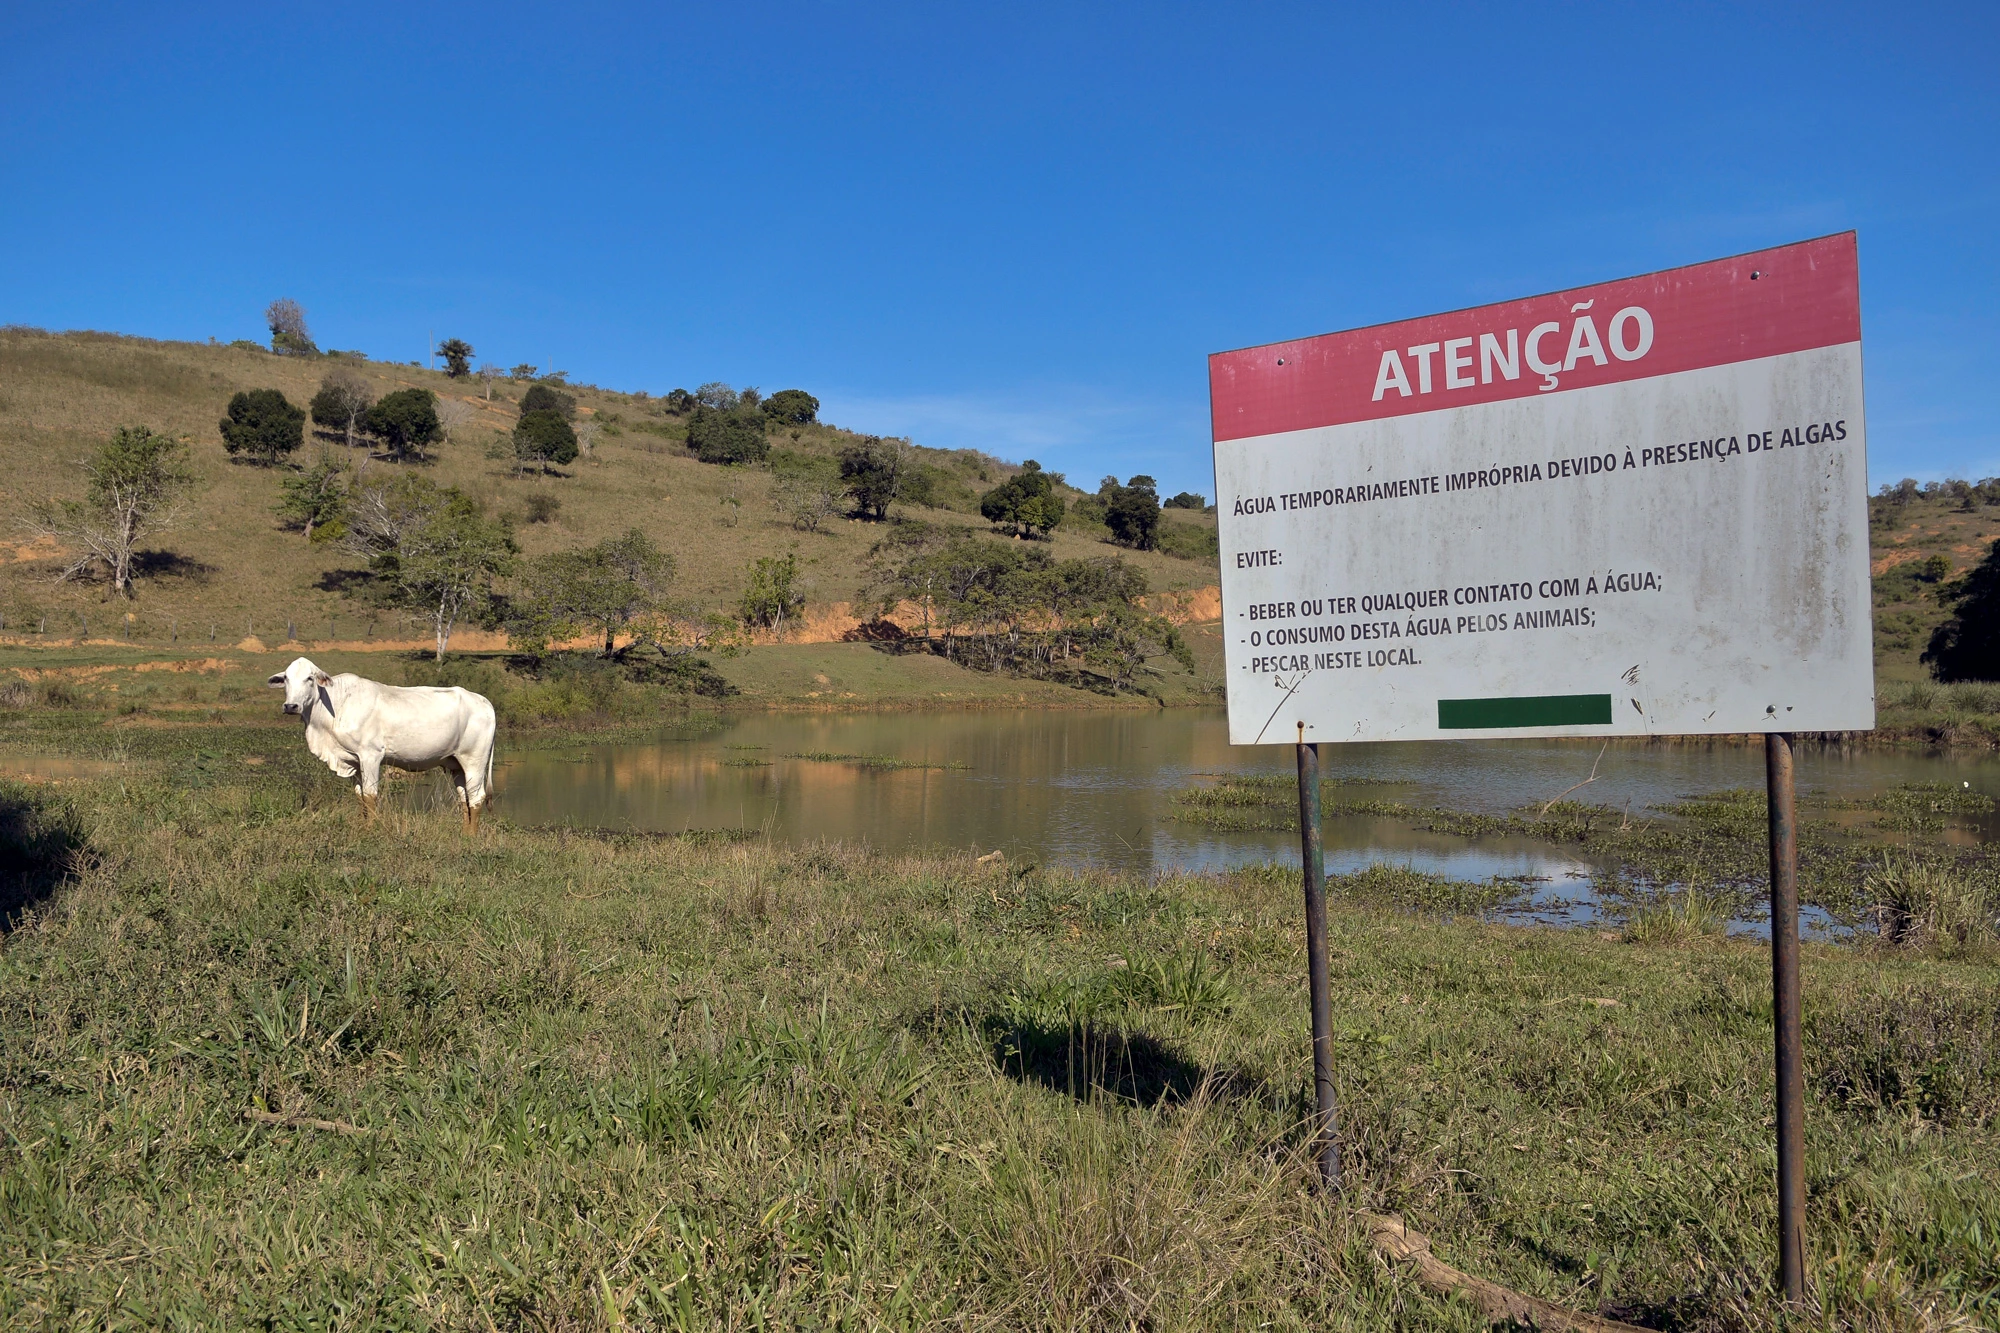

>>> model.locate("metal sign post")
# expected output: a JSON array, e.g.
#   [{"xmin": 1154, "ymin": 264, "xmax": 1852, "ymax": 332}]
[
  {"xmin": 1766, "ymin": 732, "xmax": 1806, "ymax": 1301},
  {"xmin": 1295, "ymin": 726, "xmax": 1341, "ymax": 1189}
]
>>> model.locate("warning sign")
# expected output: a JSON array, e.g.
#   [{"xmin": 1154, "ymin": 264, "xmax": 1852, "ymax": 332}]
[{"xmin": 1209, "ymin": 234, "xmax": 1874, "ymax": 744}]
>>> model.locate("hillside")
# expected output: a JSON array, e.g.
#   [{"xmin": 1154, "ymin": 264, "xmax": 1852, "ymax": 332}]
[
  {"xmin": 4, "ymin": 326, "xmax": 1995, "ymax": 708},
  {"xmin": 1867, "ymin": 481, "xmax": 2000, "ymax": 682},
  {"xmin": 0, "ymin": 329, "xmax": 1222, "ymax": 673}
]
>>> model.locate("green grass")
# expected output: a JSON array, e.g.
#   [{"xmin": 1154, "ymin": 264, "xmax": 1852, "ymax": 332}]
[{"xmin": 0, "ymin": 732, "xmax": 1996, "ymax": 1328}]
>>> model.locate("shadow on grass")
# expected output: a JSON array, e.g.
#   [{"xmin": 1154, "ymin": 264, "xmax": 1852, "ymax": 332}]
[
  {"xmin": 0, "ymin": 783, "xmax": 89, "ymax": 930},
  {"xmin": 131, "ymin": 550, "xmax": 217, "ymax": 582},
  {"xmin": 984, "ymin": 1016, "xmax": 1233, "ymax": 1108}
]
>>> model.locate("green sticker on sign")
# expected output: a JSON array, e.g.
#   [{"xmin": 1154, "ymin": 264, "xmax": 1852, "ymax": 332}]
[{"xmin": 1437, "ymin": 693, "xmax": 1614, "ymax": 730}]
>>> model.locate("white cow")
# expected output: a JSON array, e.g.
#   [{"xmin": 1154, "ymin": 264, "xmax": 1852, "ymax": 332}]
[{"xmin": 268, "ymin": 657, "xmax": 497, "ymax": 832}]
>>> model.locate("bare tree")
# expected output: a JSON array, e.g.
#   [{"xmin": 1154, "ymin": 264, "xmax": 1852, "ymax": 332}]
[
  {"xmin": 773, "ymin": 473, "xmax": 841, "ymax": 533},
  {"xmin": 434, "ymin": 397, "xmax": 475, "ymax": 448},
  {"xmin": 311, "ymin": 369, "xmax": 376, "ymax": 449},
  {"xmin": 572, "ymin": 420, "xmax": 600, "ymax": 461},
  {"xmin": 27, "ymin": 427, "xmax": 194, "ymax": 597},
  {"xmin": 266, "ymin": 299, "xmax": 317, "ymax": 355}
]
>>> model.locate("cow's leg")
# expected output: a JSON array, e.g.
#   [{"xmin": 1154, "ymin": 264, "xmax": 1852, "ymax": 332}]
[
  {"xmin": 442, "ymin": 757, "xmax": 476, "ymax": 834},
  {"xmin": 356, "ymin": 751, "xmax": 385, "ymax": 822},
  {"xmin": 458, "ymin": 746, "xmax": 490, "ymax": 836}
]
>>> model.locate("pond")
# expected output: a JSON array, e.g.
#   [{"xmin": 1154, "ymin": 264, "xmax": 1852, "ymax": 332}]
[{"xmin": 486, "ymin": 709, "xmax": 1999, "ymax": 934}]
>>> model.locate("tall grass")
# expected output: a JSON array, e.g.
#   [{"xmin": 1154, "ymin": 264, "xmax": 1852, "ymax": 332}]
[
  {"xmin": 0, "ymin": 768, "xmax": 1995, "ymax": 1327},
  {"xmin": 1867, "ymin": 856, "xmax": 2000, "ymax": 956}
]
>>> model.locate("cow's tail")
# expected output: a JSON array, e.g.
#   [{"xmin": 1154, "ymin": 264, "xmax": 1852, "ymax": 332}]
[{"xmin": 484, "ymin": 699, "xmax": 497, "ymax": 806}]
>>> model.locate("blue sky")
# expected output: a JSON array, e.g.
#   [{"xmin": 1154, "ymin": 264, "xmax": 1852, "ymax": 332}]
[{"xmin": 2, "ymin": 3, "xmax": 1994, "ymax": 496}]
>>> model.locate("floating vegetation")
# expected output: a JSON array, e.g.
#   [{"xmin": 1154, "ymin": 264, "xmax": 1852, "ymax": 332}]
[
  {"xmin": 787, "ymin": 751, "xmax": 969, "ymax": 771},
  {"xmin": 1865, "ymin": 781, "xmax": 1995, "ymax": 834},
  {"xmin": 1167, "ymin": 774, "xmax": 2000, "ymax": 927}
]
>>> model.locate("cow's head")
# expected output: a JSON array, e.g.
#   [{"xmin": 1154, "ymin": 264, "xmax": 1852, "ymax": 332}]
[{"xmin": 268, "ymin": 657, "xmax": 333, "ymax": 716}]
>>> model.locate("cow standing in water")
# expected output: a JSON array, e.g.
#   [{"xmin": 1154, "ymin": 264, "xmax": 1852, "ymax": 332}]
[{"xmin": 268, "ymin": 657, "xmax": 497, "ymax": 832}]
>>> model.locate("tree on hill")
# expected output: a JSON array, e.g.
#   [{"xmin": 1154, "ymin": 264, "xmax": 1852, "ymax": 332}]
[
  {"xmin": 695, "ymin": 382, "xmax": 739, "ymax": 411},
  {"xmin": 275, "ymin": 452, "xmax": 348, "ymax": 542},
  {"xmin": 510, "ymin": 364, "xmax": 538, "ymax": 381},
  {"xmin": 1102, "ymin": 475, "xmax": 1161, "ymax": 550},
  {"xmin": 665, "ymin": 388, "xmax": 695, "ymax": 414},
  {"xmin": 839, "ymin": 437, "xmax": 907, "ymax": 520},
  {"xmin": 310, "ymin": 370, "xmax": 376, "ymax": 449},
  {"xmin": 266, "ymin": 299, "xmax": 317, "ymax": 356},
  {"xmin": 1163, "ymin": 491, "xmax": 1206, "ymax": 510},
  {"xmin": 366, "ymin": 388, "xmax": 443, "ymax": 462},
  {"xmin": 519, "ymin": 384, "xmax": 576, "ymax": 419},
  {"xmin": 29, "ymin": 426, "xmax": 193, "ymax": 598},
  {"xmin": 739, "ymin": 551, "xmax": 805, "ymax": 634},
  {"xmin": 514, "ymin": 529, "xmax": 677, "ymax": 658},
  {"xmin": 773, "ymin": 472, "xmax": 841, "ymax": 533},
  {"xmin": 763, "ymin": 389, "xmax": 819, "ymax": 426},
  {"xmin": 218, "ymin": 389, "xmax": 306, "ymax": 465},
  {"xmin": 866, "ymin": 531, "xmax": 1186, "ymax": 690},
  {"xmin": 434, "ymin": 397, "xmax": 474, "ymax": 449},
  {"xmin": 514, "ymin": 410, "xmax": 579, "ymax": 472},
  {"xmin": 343, "ymin": 475, "xmax": 515, "ymax": 660},
  {"xmin": 436, "ymin": 338, "xmax": 475, "ymax": 378},
  {"xmin": 686, "ymin": 403, "xmax": 769, "ymax": 465},
  {"xmin": 1923, "ymin": 539, "xmax": 2000, "ymax": 681},
  {"xmin": 979, "ymin": 460, "xmax": 1067, "ymax": 538}
]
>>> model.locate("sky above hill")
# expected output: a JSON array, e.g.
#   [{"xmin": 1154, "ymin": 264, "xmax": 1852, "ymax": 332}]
[{"xmin": 2, "ymin": 3, "xmax": 1994, "ymax": 495}]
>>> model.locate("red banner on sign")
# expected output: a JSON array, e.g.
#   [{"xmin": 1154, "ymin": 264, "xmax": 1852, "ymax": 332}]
[{"xmin": 1209, "ymin": 233, "xmax": 1860, "ymax": 443}]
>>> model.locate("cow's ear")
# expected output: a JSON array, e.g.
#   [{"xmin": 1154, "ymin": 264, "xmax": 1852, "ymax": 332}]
[
  {"xmin": 267, "ymin": 674, "xmax": 286, "ymax": 687},
  {"xmin": 312, "ymin": 671, "xmax": 333, "ymax": 687}
]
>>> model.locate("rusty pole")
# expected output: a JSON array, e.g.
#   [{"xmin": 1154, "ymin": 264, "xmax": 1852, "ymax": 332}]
[
  {"xmin": 1766, "ymin": 731, "xmax": 1805, "ymax": 1302},
  {"xmin": 1296, "ymin": 725, "xmax": 1341, "ymax": 1190}
]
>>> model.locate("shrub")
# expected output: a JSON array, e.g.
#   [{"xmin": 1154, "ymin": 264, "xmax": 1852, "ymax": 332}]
[
  {"xmin": 310, "ymin": 370, "xmax": 375, "ymax": 449},
  {"xmin": 979, "ymin": 460, "xmax": 1066, "ymax": 537},
  {"xmin": 514, "ymin": 410, "xmax": 579, "ymax": 471},
  {"xmin": 1102, "ymin": 476, "xmax": 1161, "ymax": 550},
  {"xmin": 762, "ymin": 389, "xmax": 819, "ymax": 425},
  {"xmin": 519, "ymin": 384, "xmax": 576, "ymax": 420},
  {"xmin": 739, "ymin": 552, "xmax": 805, "ymax": 633},
  {"xmin": 839, "ymin": 437, "xmax": 906, "ymax": 519},
  {"xmin": 686, "ymin": 404, "xmax": 769, "ymax": 466},
  {"xmin": 365, "ymin": 389, "xmax": 443, "ymax": 462},
  {"xmin": 523, "ymin": 493, "xmax": 562, "ymax": 524},
  {"xmin": 218, "ymin": 389, "xmax": 306, "ymax": 465},
  {"xmin": 1866, "ymin": 856, "xmax": 1998, "ymax": 955},
  {"xmin": 1163, "ymin": 491, "xmax": 1206, "ymax": 510},
  {"xmin": 275, "ymin": 453, "xmax": 348, "ymax": 541}
]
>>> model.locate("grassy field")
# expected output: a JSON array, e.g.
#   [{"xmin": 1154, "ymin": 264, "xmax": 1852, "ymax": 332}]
[{"xmin": 1, "ymin": 712, "xmax": 1997, "ymax": 1329}]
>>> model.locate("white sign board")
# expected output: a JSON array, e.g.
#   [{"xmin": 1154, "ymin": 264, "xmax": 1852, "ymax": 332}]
[{"xmin": 1210, "ymin": 234, "xmax": 1873, "ymax": 745}]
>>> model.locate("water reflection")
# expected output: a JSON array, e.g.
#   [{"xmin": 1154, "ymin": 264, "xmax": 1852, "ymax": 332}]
[{"xmin": 488, "ymin": 710, "xmax": 2000, "ymax": 892}]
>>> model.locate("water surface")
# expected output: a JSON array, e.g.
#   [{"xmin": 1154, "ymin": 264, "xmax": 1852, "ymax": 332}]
[{"xmin": 489, "ymin": 710, "xmax": 1998, "ymax": 903}]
